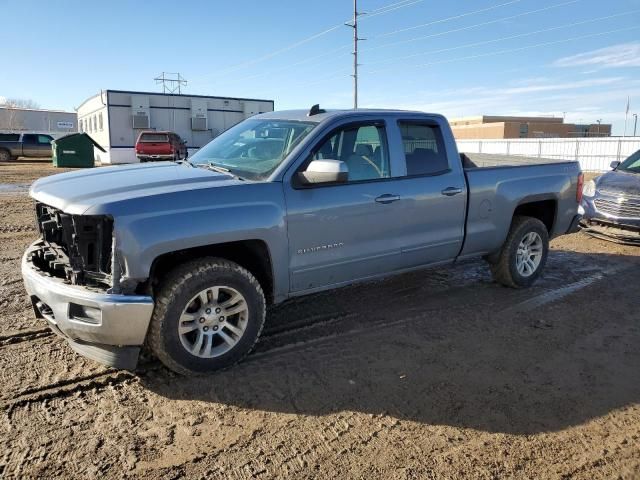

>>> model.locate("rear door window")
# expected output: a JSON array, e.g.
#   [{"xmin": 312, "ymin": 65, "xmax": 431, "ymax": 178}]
[
  {"xmin": 22, "ymin": 134, "xmax": 37, "ymax": 144},
  {"xmin": 0, "ymin": 133, "xmax": 20, "ymax": 141},
  {"xmin": 140, "ymin": 133, "xmax": 169, "ymax": 142},
  {"xmin": 398, "ymin": 122, "xmax": 449, "ymax": 176}
]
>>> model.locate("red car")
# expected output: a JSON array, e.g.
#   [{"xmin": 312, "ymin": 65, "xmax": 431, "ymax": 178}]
[{"xmin": 135, "ymin": 131, "xmax": 188, "ymax": 162}]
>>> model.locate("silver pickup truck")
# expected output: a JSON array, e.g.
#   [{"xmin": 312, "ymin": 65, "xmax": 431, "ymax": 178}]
[
  {"xmin": 22, "ymin": 107, "xmax": 583, "ymax": 374},
  {"xmin": 0, "ymin": 133, "xmax": 54, "ymax": 161}
]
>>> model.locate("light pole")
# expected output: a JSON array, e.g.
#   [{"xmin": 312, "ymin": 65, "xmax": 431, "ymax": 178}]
[
  {"xmin": 634, "ymin": 113, "xmax": 638, "ymax": 137},
  {"xmin": 596, "ymin": 119, "xmax": 601, "ymax": 136}
]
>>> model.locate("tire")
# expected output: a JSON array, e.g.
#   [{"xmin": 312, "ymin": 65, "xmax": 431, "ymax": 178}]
[
  {"xmin": 147, "ymin": 257, "xmax": 266, "ymax": 375},
  {"xmin": 488, "ymin": 215, "xmax": 549, "ymax": 288},
  {"xmin": 0, "ymin": 149, "xmax": 11, "ymax": 162}
]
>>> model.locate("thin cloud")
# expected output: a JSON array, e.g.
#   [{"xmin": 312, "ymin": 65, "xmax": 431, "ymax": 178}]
[{"xmin": 553, "ymin": 42, "xmax": 640, "ymax": 68}]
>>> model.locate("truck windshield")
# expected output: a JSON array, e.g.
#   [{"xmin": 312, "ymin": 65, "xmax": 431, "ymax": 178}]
[
  {"xmin": 617, "ymin": 149, "xmax": 640, "ymax": 174},
  {"xmin": 189, "ymin": 119, "xmax": 317, "ymax": 180}
]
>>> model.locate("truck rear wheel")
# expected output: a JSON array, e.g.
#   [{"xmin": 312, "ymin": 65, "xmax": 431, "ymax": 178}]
[
  {"xmin": 488, "ymin": 215, "xmax": 549, "ymax": 288},
  {"xmin": 0, "ymin": 149, "xmax": 11, "ymax": 162},
  {"xmin": 148, "ymin": 257, "xmax": 266, "ymax": 375}
]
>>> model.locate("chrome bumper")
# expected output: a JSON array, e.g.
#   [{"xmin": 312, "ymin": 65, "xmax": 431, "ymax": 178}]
[{"xmin": 21, "ymin": 242, "xmax": 154, "ymax": 369}]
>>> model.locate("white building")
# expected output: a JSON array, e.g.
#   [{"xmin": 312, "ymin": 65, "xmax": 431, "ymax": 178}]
[
  {"xmin": 0, "ymin": 107, "xmax": 77, "ymax": 135},
  {"xmin": 76, "ymin": 90, "xmax": 274, "ymax": 164}
]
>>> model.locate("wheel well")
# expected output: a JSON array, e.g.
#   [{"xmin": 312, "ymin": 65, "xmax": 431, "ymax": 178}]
[
  {"xmin": 513, "ymin": 199, "xmax": 556, "ymax": 233},
  {"xmin": 146, "ymin": 240, "xmax": 274, "ymax": 304}
]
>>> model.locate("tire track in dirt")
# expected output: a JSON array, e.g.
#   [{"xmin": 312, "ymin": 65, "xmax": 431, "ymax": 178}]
[
  {"xmin": 0, "ymin": 327, "xmax": 53, "ymax": 346},
  {"xmin": 0, "ymin": 224, "xmax": 36, "ymax": 234},
  {"xmin": 497, "ymin": 263, "xmax": 632, "ymax": 318}
]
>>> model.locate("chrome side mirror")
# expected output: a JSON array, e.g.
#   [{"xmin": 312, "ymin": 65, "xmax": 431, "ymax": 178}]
[
  {"xmin": 610, "ymin": 160, "xmax": 620, "ymax": 170},
  {"xmin": 298, "ymin": 159, "xmax": 348, "ymax": 185}
]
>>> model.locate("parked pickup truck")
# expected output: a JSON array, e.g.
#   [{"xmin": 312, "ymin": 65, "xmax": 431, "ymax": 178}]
[
  {"xmin": 135, "ymin": 130, "xmax": 187, "ymax": 162},
  {"xmin": 22, "ymin": 107, "xmax": 583, "ymax": 374},
  {"xmin": 0, "ymin": 133, "xmax": 54, "ymax": 161}
]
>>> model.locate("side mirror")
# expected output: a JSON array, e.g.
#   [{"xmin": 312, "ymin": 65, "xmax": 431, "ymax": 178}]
[
  {"xmin": 610, "ymin": 160, "xmax": 620, "ymax": 170},
  {"xmin": 298, "ymin": 159, "xmax": 348, "ymax": 185}
]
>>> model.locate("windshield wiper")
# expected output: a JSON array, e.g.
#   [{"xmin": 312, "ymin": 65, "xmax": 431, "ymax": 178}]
[{"xmin": 204, "ymin": 162, "xmax": 245, "ymax": 180}]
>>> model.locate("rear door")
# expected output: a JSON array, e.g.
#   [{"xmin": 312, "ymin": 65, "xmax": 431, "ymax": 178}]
[
  {"xmin": 21, "ymin": 134, "xmax": 39, "ymax": 157},
  {"xmin": 22, "ymin": 134, "xmax": 53, "ymax": 157},
  {"xmin": 391, "ymin": 119, "xmax": 467, "ymax": 267},
  {"xmin": 283, "ymin": 119, "xmax": 407, "ymax": 292}
]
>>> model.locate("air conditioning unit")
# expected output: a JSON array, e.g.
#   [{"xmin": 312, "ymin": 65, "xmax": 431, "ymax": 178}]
[
  {"xmin": 191, "ymin": 117, "xmax": 207, "ymax": 131},
  {"xmin": 190, "ymin": 99, "xmax": 208, "ymax": 131},
  {"xmin": 131, "ymin": 95, "xmax": 150, "ymax": 129},
  {"xmin": 133, "ymin": 112, "xmax": 150, "ymax": 129}
]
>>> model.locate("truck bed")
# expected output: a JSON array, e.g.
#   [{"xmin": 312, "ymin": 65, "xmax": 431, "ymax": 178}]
[
  {"xmin": 462, "ymin": 152, "xmax": 569, "ymax": 169},
  {"xmin": 459, "ymin": 154, "xmax": 581, "ymax": 259}
]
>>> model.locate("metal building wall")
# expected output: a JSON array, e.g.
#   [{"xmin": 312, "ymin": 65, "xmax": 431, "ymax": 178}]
[
  {"xmin": 100, "ymin": 90, "xmax": 274, "ymax": 164},
  {"xmin": 0, "ymin": 107, "xmax": 77, "ymax": 135}
]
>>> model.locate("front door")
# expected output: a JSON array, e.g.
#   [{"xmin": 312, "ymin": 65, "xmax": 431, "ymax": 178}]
[{"xmin": 284, "ymin": 121, "xmax": 406, "ymax": 292}]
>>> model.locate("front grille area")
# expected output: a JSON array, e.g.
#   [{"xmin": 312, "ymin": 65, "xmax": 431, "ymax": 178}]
[
  {"xmin": 32, "ymin": 203, "xmax": 114, "ymax": 288},
  {"xmin": 594, "ymin": 197, "xmax": 640, "ymax": 218}
]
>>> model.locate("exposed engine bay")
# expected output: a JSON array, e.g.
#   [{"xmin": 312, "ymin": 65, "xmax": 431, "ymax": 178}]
[{"xmin": 31, "ymin": 202, "xmax": 115, "ymax": 289}]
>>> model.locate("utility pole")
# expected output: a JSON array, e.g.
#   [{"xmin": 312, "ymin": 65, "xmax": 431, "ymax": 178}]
[
  {"xmin": 623, "ymin": 95, "xmax": 630, "ymax": 137},
  {"xmin": 154, "ymin": 72, "xmax": 188, "ymax": 94},
  {"xmin": 346, "ymin": 0, "xmax": 364, "ymax": 109},
  {"xmin": 633, "ymin": 113, "xmax": 638, "ymax": 137}
]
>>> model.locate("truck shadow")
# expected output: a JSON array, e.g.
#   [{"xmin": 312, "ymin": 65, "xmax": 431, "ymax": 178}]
[{"xmin": 141, "ymin": 244, "xmax": 640, "ymax": 435}]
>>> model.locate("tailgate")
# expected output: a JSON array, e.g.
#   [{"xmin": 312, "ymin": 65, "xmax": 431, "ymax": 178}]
[{"xmin": 137, "ymin": 142, "xmax": 171, "ymax": 155}]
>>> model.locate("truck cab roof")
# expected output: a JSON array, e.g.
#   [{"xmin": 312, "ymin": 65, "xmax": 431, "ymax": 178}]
[{"xmin": 254, "ymin": 108, "xmax": 437, "ymax": 123}]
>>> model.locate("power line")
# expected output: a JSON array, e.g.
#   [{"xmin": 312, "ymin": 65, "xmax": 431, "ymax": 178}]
[
  {"xmin": 191, "ymin": 0, "xmax": 429, "ymax": 83},
  {"xmin": 366, "ymin": 10, "xmax": 640, "ymax": 66},
  {"xmin": 278, "ymin": 24, "xmax": 638, "ymax": 90},
  {"xmin": 363, "ymin": 0, "xmax": 427, "ymax": 19},
  {"xmin": 365, "ymin": 25, "xmax": 640, "ymax": 74},
  {"xmin": 373, "ymin": 0, "xmax": 522, "ymax": 38},
  {"xmin": 362, "ymin": 0, "xmax": 580, "ymax": 52},
  {"xmin": 195, "ymin": 0, "xmax": 526, "ymax": 89}
]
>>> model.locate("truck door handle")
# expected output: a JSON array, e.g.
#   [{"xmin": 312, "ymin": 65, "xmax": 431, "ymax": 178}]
[
  {"xmin": 441, "ymin": 187, "xmax": 463, "ymax": 196},
  {"xmin": 375, "ymin": 194, "xmax": 400, "ymax": 204}
]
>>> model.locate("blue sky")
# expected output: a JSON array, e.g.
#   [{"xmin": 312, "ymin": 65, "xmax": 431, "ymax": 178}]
[{"xmin": 1, "ymin": 0, "xmax": 639, "ymax": 134}]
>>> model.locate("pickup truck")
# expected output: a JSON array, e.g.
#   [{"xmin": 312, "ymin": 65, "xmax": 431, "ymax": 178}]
[
  {"xmin": 0, "ymin": 132, "xmax": 54, "ymax": 161},
  {"xmin": 22, "ymin": 107, "xmax": 583, "ymax": 374},
  {"xmin": 135, "ymin": 130, "xmax": 188, "ymax": 162}
]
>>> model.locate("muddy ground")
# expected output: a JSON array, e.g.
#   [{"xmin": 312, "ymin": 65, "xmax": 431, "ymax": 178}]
[{"xmin": 0, "ymin": 161, "xmax": 638, "ymax": 479}]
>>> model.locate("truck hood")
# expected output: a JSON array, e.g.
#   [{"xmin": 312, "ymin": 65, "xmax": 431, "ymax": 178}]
[
  {"xmin": 30, "ymin": 162, "xmax": 245, "ymax": 215},
  {"xmin": 596, "ymin": 170, "xmax": 640, "ymax": 196}
]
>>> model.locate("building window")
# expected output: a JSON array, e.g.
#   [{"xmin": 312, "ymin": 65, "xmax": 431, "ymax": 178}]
[
  {"xmin": 519, "ymin": 123, "xmax": 529, "ymax": 138},
  {"xmin": 99, "ymin": 112, "xmax": 103, "ymax": 130},
  {"xmin": 93, "ymin": 115, "xmax": 97, "ymax": 132}
]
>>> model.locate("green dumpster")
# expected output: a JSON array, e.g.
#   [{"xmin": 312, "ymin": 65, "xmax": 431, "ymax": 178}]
[{"xmin": 52, "ymin": 133, "xmax": 105, "ymax": 168}]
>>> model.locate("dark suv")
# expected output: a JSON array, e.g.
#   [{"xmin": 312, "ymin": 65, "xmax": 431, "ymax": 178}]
[{"xmin": 135, "ymin": 131, "xmax": 187, "ymax": 162}]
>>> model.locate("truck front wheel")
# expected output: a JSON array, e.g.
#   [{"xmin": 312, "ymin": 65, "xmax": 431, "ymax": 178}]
[
  {"xmin": 488, "ymin": 216, "xmax": 549, "ymax": 288},
  {"xmin": 148, "ymin": 257, "xmax": 266, "ymax": 375}
]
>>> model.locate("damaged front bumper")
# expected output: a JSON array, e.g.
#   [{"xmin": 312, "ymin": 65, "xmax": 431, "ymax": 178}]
[
  {"xmin": 580, "ymin": 221, "xmax": 640, "ymax": 245},
  {"xmin": 22, "ymin": 241, "xmax": 154, "ymax": 369}
]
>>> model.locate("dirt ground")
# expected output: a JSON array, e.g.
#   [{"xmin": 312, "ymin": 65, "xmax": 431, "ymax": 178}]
[{"xmin": 1, "ymin": 161, "xmax": 638, "ymax": 479}]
